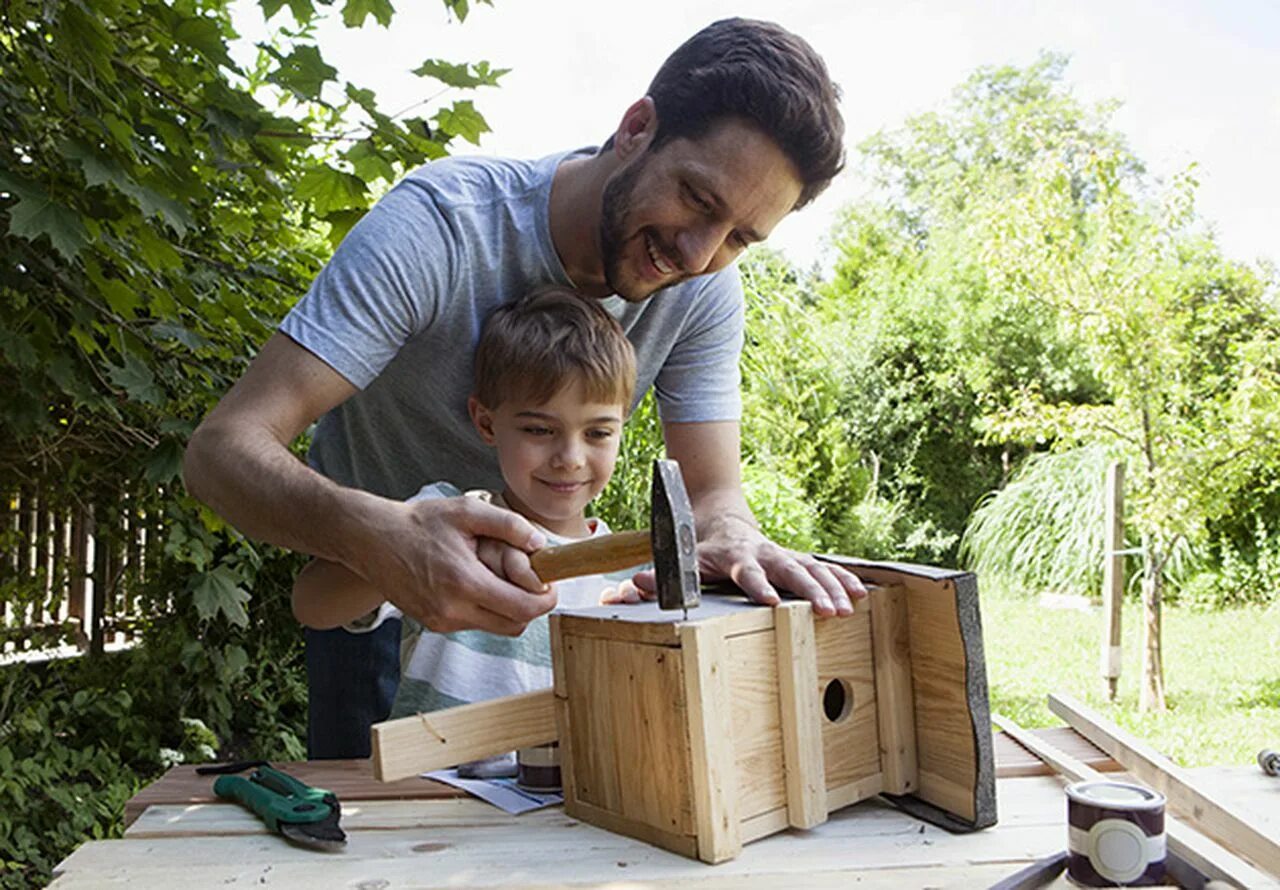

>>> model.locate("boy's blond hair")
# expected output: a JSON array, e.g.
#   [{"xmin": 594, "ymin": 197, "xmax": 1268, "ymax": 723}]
[{"xmin": 474, "ymin": 285, "xmax": 637, "ymax": 410}]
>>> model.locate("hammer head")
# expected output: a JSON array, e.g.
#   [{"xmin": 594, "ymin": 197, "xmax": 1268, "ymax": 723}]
[{"xmin": 650, "ymin": 459, "xmax": 700, "ymax": 613}]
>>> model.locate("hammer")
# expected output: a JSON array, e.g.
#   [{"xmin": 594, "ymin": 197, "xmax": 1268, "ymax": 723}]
[{"xmin": 528, "ymin": 459, "xmax": 700, "ymax": 617}]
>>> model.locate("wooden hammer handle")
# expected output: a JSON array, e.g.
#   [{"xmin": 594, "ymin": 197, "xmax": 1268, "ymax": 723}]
[{"xmin": 529, "ymin": 529, "xmax": 651, "ymax": 583}]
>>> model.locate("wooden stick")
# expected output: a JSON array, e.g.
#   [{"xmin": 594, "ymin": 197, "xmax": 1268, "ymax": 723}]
[
  {"xmin": 992, "ymin": 713, "xmax": 1276, "ymax": 888},
  {"xmin": 1049, "ymin": 693, "xmax": 1280, "ymax": 880},
  {"xmin": 529, "ymin": 530, "xmax": 650, "ymax": 582},
  {"xmin": 774, "ymin": 602, "xmax": 827, "ymax": 828},
  {"xmin": 371, "ymin": 689, "xmax": 557, "ymax": 781},
  {"xmin": 1101, "ymin": 461, "xmax": 1124, "ymax": 700}
]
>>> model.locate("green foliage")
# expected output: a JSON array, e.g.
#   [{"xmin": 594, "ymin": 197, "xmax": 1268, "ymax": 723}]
[{"xmin": 1, "ymin": 0, "xmax": 502, "ymax": 883}]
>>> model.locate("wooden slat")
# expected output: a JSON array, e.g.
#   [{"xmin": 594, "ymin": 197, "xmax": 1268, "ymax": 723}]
[
  {"xmin": 993, "ymin": 713, "xmax": 1277, "ymax": 889},
  {"xmin": 370, "ymin": 689, "xmax": 557, "ymax": 781},
  {"xmin": 680, "ymin": 621, "xmax": 742, "ymax": 863},
  {"xmin": 869, "ymin": 582, "xmax": 917, "ymax": 794},
  {"xmin": 814, "ymin": 608, "xmax": 880, "ymax": 794},
  {"xmin": 773, "ymin": 602, "xmax": 826, "ymax": 828},
  {"xmin": 560, "ymin": 633, "xmax": 695, "ymax": 836},
  {"xmin": 1049, "ymin": 693, "xmax": 1280, "ymax": 880},
  {"xmin": 725, "ymin": 629, "xmax": 786, "ymax": 821}
]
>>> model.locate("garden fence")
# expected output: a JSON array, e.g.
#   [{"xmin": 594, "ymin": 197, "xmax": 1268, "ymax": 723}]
[{"xmin": 2, "ymin": 487, "xmax": 159, "ymax": 661}]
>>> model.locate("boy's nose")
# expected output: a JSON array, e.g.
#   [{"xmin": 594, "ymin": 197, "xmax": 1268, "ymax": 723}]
[{"xmin": 551, "ymin": 440, "xmax": 586, "ymax": 469}]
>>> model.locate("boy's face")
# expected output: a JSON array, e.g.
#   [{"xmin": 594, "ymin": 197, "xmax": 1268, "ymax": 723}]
[{"xmin": 469, "ymin": 378, "xmax": 625, "ymax": 538}]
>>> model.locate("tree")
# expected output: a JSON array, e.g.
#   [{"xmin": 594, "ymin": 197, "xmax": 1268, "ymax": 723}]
[
  {"xmin": 1, "ymin": 2, "xmax": 506, "ymax": 881},
  {"xmin": 980, "ymin": 146, "xmax": 1280, "ymax": 710}
]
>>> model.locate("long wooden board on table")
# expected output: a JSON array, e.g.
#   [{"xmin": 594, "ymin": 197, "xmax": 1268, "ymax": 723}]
[{"xmin": 57, "ymin": 775, "xmax": 1077, "ymax": 889}]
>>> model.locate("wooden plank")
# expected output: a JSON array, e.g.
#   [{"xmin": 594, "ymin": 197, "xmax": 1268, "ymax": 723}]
[
  {"xmin": 869, "ymin": 582, "xmax": 917, "ymax": 794},
  {"xmin": 993, "ymin": 713, "xmax": 1277, "ymax": 889},
  {"xmin": 820, "ymin": 558, "xmax": 996, "ymax": 830},
  {"xmin": 560, "ymin": 633, "xmax": 695, "ymax": 836},
  {"xmin": 371, "ymin": 689, "xmax": 557, "ymax": 781},
  {"xmin": 55, "ymin": 783, "xmax": 1078, "ymax": 887},
  {"xmin": 773, "ymin": 602, "xmax": 827, "ymax": 828},
  {"xmin": 827, "ymin": 772, "xmax": 885, "ymax": 811},
  {"xmin": 993, "ymin": 726, "xmax": 1120, "ymax": 778},
  {"xmin": 680, "ymin": 621, "xmax": 742, "ymax": 863},
  {"xmin": 814, "ymin": 607, "xmax": 881, "ymax": 795},
  {"xmin": 564, "ymin": 797, "xmax": 699, "ymax": 859},
  {"xmin": 554, "ymin": 596, "xmax": 774, "ymax": 647},
  {"xmin": 905, "ymin": 578, "xmax": 977, "ymax": 822},
  {"xmin": 725, "ymin": 628, "xmax": 786, "ymax": 822},
  {"xmin": 1049, "ymin": 693, "xmax": 1280, "ymax": 880}
]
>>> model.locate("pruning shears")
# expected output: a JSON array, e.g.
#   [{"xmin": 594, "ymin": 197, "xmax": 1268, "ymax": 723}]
[{"xmin": 196, "ymin": 761, "xmax": 347, "ymax": 851}]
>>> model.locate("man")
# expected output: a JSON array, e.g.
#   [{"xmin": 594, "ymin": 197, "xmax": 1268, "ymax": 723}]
[{"xmin": 183, "ymin": 17, "xmax": 866, "ymax": 758}]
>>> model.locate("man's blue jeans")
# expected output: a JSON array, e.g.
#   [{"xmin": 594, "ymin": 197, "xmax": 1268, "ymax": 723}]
[{"xmin": 305, "ymin": 618, "xmax": 401, "ymax": 759}]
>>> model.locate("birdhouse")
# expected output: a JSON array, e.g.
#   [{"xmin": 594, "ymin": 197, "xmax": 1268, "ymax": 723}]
[{"xmin": 372, "ymin": 558, "xmax": 996, "ymax": 864}]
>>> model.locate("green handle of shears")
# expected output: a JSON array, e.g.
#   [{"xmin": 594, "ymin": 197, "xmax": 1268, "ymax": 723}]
[{"xmin": 212, "ymin": 767, "xmax": 334, "ymax": 832}]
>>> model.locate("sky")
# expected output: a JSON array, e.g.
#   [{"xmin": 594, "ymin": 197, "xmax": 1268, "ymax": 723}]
[{"xmin": 235, "ymin": 0, "xmax": 1280, "ymax": 275}]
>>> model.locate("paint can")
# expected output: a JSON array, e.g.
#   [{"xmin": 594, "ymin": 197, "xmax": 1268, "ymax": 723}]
[
  {"xmin": 516, "ymin": 742, "xmax": 561, "ymax": 793},
  {"xmin": 1065, "ymin": 780, "xmax": 1166, "ymax": 886}
]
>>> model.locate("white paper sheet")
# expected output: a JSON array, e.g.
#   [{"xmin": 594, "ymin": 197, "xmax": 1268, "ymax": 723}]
[{"xmin": 425, "ymin": 768, "xmax": 564, "ymax": 814}]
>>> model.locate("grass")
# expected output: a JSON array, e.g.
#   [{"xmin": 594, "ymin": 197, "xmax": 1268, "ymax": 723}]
[{"xmin": 980, "ymin": 584, "xmax": 1280, "ymax": 766}]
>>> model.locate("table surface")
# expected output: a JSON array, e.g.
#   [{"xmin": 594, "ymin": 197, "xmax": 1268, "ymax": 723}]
[{"xmin": 51, "ymin": 734, "xmax": 1279, "ymax": 889}]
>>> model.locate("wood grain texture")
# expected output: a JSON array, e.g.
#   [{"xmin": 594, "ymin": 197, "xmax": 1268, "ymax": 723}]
[
  {"xmin": 680, "ymin": 621, "xmax": 742, "ymax": 863},
  {"xmin": 530, "ymin": 529, "xmax": 651, "ymax": 582},
  {"xmin": 725, "ymin": 628, "xmax": 786, "ymax": 821},
  {"xmin": 820, "ymin": 557, "xmax": 996, "ymax": 832},
  {"xmin": 813, "ymin": 608, "xmax": 880, "ymax": 795},
  {"xmin": 773, "ymin": 602, "xmax": 827, "ymax": 828},
  {"xmin": 1049, "ymin": 693, "xmax": 1280, "ymax": 880},
  {"xmin": 869, "ymin": 582, "xmax": 917, "ymax": 795},
  {"xmin": 370, "ymin": 689, "xmax": 556, "ymax": 781},
  {"xmin": 560, "ymin": 633, "xmax": 695, "ymax": 837}
]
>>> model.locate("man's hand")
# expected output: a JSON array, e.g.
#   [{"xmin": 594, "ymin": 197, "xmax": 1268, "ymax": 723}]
[
  {"xmin": 656, "ymin": 419, "xmax": 867, "ymax": 617},
  {"xmin": 361, "ymin": 495, "xmax": 556, "ymax": 636},
  {"xmin": 632, "ymin": 512, "xmax": 865, "ymax": 615}
]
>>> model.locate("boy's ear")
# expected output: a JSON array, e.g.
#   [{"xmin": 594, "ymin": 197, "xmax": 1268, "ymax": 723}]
[{"xmin": 468, "ymin": 395, "xmax": 497, "ymax": 445}]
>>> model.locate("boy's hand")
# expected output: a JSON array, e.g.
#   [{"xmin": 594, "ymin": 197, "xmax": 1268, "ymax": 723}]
[
  {"xmin": 599, "ymin": 579, "xmax": 649, "ymax": 605},
  {"xmin": 631, "ymin": 513, "xmax": 866, "ymax": 616},
  {"xmin": 353, "ymin": 496, "xmax": 556, "ymax": 636}
]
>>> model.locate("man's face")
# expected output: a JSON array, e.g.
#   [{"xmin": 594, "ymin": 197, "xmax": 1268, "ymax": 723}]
[{"xmin": 599, "ymin": 118, "xmax": 804, "ymax": 302}]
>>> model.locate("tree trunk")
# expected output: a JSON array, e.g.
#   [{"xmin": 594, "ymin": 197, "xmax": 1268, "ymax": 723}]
[{"xmin": 1139, "ymin": 547, "xmax": 1166, "ymax": 711}]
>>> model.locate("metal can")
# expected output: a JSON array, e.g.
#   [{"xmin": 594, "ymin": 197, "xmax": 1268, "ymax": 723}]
[
  {"xmin": 1065, "ymin": 780, "xmax": 1166, "ymax": 886},
  {"xmin": 516, "ymin": 743, "xmax": 561, "ymax": 794}
]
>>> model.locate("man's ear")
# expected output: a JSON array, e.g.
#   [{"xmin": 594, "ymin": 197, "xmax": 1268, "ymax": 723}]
[
  {"xmin": 612, "ymin": 96, "xmax": 658, "ymax": 161},
  {"xmin": 468, "ymin": 395, "xmax": 497, "ymax": 445}
]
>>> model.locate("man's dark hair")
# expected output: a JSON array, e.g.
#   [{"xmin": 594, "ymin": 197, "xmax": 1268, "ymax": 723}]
[{"xmin": 647, "ymin": 18, "xmax": 845, "ymax": 208}]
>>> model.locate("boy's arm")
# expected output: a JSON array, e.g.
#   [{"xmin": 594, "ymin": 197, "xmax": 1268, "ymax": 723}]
[{"xmin": 292, "ymin": 557, "xmax": 389, "ymax": 630}]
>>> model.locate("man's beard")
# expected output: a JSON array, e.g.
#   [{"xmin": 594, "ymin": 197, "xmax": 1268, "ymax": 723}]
[{"xmin": 598, "ymin": 154, "xmax": 658, "ymax": 303}]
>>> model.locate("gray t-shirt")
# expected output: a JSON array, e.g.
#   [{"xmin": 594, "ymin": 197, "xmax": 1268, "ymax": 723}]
[{"xmin": 280, "ymin": 148, "xmax": 745, "ymax": 498}]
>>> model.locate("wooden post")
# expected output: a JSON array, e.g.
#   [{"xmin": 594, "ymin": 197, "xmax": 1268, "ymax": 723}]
[
  {"xmin": 1100, "ymin": 462, "xmax": 1124, "ymax": 701},
  {"xmin": 69, "ymin": 506, "xmax": 91, "ymax": 651}
]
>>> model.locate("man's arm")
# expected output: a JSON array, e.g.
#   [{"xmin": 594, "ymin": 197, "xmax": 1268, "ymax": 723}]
[
  {"xmin": 183, "ymin": 332, "xmax": 554, "ymax": 635},
  {"xmin": 656, "ymin": 419, "xmax": 865, "ymax": 616}
]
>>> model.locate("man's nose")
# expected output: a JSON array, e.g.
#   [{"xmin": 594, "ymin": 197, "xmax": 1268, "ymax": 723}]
[{"xmin": 675, "ymin": 224, "xmax": 731, "ymax": 274}]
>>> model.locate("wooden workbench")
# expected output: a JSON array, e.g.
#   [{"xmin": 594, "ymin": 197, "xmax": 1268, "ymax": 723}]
[{"xmin": 49, "ymin": 732, "xmax": 1277, "ymax": 889}]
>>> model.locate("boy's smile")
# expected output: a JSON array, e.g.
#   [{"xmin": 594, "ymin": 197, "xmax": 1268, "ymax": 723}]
[{"xmin": 469, "ymin": 379, "xmax": 625, "ymax": 538}]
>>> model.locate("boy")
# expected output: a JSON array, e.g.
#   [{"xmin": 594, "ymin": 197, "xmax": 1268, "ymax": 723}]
[{"xmin": 291, "ymin": 286, "xmax": 644, "ymax": 761}]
